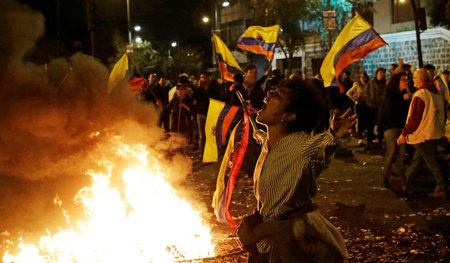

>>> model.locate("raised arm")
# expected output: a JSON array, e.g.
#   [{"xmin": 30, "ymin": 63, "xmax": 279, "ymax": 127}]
[{"xmin": 307, "ymin": 109, "xmax": 357, "ymax": 174}]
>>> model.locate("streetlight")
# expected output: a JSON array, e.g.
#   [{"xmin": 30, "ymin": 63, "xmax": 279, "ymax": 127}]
[
  {"xmin": 171, "ymin": 41, "xmax": 177, "ymax": 48},
  {"xmin": 202, "ymin": 16, "xmax": 210, "ymax": 23},
  {"xmin": 222, "ymin": 1, "xmax": 230, "ymax": 7},
  {"xmin": 399, "ymin": 0, "xmax": 423, "ymax": 67},
  {"xmin": 134, "ymin": 25, "xmax": 141, "ymax": 32},
  {"xmin": 135, "ymin": 36, "xmax": 142, "ymax": 43},
  {"xmin": 126, "ymin": 0, "xmax": 132, "ymax": 46}
]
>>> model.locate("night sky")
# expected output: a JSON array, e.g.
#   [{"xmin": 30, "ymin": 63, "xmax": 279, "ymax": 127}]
[{"xmin": 16, "ymin": 0, "xmax": 212, "ymax": 62}]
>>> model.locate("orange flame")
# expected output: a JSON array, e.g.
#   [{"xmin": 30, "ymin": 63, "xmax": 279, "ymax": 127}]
[{"xmin": 3, "ymin": 138, "xmax": 215, "ymax": 262}]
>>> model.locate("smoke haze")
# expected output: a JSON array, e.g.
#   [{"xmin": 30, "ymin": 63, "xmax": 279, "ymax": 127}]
[{"xmin": 0, "ymin": 0, "xmax": 191, "ymax": 183}]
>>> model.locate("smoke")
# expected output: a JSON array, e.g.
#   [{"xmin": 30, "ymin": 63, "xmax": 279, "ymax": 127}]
[
  {"xmin": 0, "ymin": 0, "xmax": 44, "ymax": 64},
  {"xmin": 0, "ymin": 0, "xmax": 191, "ymax": 183}
]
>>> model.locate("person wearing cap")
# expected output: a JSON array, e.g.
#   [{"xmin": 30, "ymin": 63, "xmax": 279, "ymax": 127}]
[
  {"xmin": 167, "ymin": 82, "xmax": 193, "ymax": 139},
  {"xmin": 168, "ymin": 74, "xmax": 193, "ymax": 103}
]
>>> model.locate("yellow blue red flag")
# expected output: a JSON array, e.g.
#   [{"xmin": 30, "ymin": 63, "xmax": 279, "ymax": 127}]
[
  {"xmin": 203, "ymin": 99, "xmax": 240, "ymax": 163},
  {"xmin": 435, "ymin": 72, "xmax": 450, "ymax": 102},
  {"xmin": 237, "ymin": 25, "xmax": 280, "ymax": 59},
  {"xmin": 212, "ymin": 34, "xmax": 243, "ymax": 82},
  {"xmin": 107, "ymin": 52, "xmax": 129, "ymax": 94},
  {"xmin": 212, "ymin": 114, "xmax": 250, "ymax": 228},
  {"xmin": 321, "ymin": 13, "xmax": 386, "ymax": 93}
]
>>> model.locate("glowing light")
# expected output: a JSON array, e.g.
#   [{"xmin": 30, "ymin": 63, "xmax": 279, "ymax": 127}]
[
  {"xmin": 202, "ymin": 16, "xmax": 209, "ymax": 23},
  {"xmin": 136, "ymin": 37, "xmax": 142, "ymax": 43},
  {"xmin": 134, "ymin": 25, "xmax": 141, "ymax": 32},
  {"xmin": 222, "ymin": 1, "xmax": 230, "ymax": 7},
  {"xmin": 3, "ymin": 139, "xmax": 215, "ymax": 262},
  {"xmin": 171, "ymin": 42, "xmax": 177, "ymax": 48}
]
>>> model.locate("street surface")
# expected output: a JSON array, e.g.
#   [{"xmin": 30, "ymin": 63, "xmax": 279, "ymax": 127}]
[
  {"xmin": 0, "ymin": 138, "xmax": 448, "ymax": 262},
  {"xmin": 185, "ymin": 138, "xmax": 450, "ymax": 262}
]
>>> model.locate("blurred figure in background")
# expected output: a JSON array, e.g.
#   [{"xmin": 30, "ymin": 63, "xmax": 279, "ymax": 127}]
[
  {"xmin": 377, "ymin": 71, "xmax": 411, "ymax": 186},
  {"xmin": 366, "ymin": 67, "xmax": 386, "ymax": 148},
  {"xmin": 167, "ymin": 83, "xmax": 193, "ymax": 141},
  {"xmin": 347, "ymin": 72, "xmax": 370, "ymax": 144}
]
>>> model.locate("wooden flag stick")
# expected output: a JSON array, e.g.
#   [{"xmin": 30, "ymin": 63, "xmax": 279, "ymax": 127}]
[
  {"xmin": 276, "ymin": 39, "xmax": 288, "ymax": 60},
  {"xmin": 387, "ymin": 44, "xmax": 401, "ymax": 62},
  {"xmin": 236, "ymin": 90, "xmax": 257, "ymax": 131},
  {"xmin": 55, "ymin": 67, "xmax": 72, "ymax": 93},
  {"xmin": 236, "ymin": 90, "xmax": 266, "ymax": 144}
]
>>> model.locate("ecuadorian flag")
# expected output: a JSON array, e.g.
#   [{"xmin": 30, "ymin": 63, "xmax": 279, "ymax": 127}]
[
  {"xmin": 435, "ymin": 72, "xmax": 450, "ymax": 102},
  {"xmin": 107, "ymin": 52, "xmax": 128, "ymax": 94},
  {"xmin": 237, "ymin": 25, "xmax": 279, "ymax": 59},
  {"xmin": 203, "ymin": 99, "xmax": 240, "ymax": 163},
  {"xmin": 212, "ymin": 114, "xmax": 249, "ymax": 228},
  {"xmin": 321, "ymin": 13, "xmax": 386, "ymax": 93},
  {"xmin": 212, "ymin": 34, "xmax": 243, "ymax": 82}
]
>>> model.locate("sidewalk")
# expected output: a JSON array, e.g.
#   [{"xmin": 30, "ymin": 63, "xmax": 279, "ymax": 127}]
[{"xmin": 186, "ymin": 138, "xmax": 450, "ymax": 262}]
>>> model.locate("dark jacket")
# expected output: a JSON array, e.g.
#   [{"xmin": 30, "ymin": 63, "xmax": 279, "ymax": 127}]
[
  {"xmin": 228, "ymin": 83, "xmax": 247, "ymax": 106},
  {"xmin": 366, "ymin": 78, "xmax": 386, "ymax": 109},
  {"xmin": 193, "ymin": 81, "xmax": 224, "ymax": 115},
  {"xmin": 377, "ymin": 76, "xmax": 410, "ymax": 130},
  {"xmin": 167, "ymin": 94, "xmax": 192, "ymax": 133},
  {"xmin": 247, "ymin": 75, "xmax": 267, "ymax": 110}
]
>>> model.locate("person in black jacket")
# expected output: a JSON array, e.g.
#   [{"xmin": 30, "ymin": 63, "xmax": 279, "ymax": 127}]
[
  {"xmin": 228, "ymin": 73, "xmax": 247, "ymax": 106},
  {"xmin": 168, "ymin": 83, "xmax": 193, "ymax": 139},
  {"xmin": 192, "ymin": 72, "xmax": 223, "ymax": 151},
  {"xmin": 376, "ymin": 71, "xmax": 412, "ymax": 186}
]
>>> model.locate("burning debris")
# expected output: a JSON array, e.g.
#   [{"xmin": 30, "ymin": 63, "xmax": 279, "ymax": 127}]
[
  {"xmin": 2, "ymin": 138, "xmax": 215, "ymax": 262},
  {"xmin": 0, "ymin": 1, "xmax": 217, "ymax": 262}
]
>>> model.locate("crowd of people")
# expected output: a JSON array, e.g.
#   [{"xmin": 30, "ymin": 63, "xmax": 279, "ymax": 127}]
[
  {"xmin": 137, "ymin": 63, "xmax": 448, "ymax": 262},
  {"xmin": 138, "ymin": 62, "xmax": 449, "ymax": 199}
]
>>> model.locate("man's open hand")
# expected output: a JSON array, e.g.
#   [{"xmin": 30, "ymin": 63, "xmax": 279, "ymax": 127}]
[{"xmin": 330, "ymin": 108, "xmax": 357, "ymax": 139}]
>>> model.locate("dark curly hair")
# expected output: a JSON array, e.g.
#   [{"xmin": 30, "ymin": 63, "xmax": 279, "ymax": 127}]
[{"xmin": 279, "ymin": 79, "xmax": 324, "ymax": 133}]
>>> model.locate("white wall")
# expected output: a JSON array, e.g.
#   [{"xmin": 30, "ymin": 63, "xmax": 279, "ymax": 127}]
[{"xmin": 373, "ymin": 0, "xmax": 429, "ymax": 34}]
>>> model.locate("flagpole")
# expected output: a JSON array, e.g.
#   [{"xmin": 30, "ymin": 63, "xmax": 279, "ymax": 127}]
[
  {"xmin": 236, "ymin": 91, "xmax": 266, "ymax": 143},
  {"xmin": 55, "ymin": 67, "xmax": 73, "ymax": 93},
  {"xmin": 127, "ymin": 54, "xmax": 160, "ymax": 102},
  {"xmin": 211, "ymin": 34, "xmax": 218, "ymax": 76},
  {"xmin": 276, "ymin": 39, "xmax": 288, "ymax": 60},
  {"xmin": 386, "ymin": 44, "xmax": 401, "ymax": 62},
  {"xmin": 177, "ymin": 106, "xmax": 181, "ymax": 132}
]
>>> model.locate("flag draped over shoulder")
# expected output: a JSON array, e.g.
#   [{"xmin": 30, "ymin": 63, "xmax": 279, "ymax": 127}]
[
  {"xmin": 203, "ymin": 99, "xmax": 240, "ymax": 163},
  {"xmin": 435, "ymin": 72, "xmax": 450, "ymax": 102},
  {"xmin": 212, "ymin": 114, "xmax": 250, "ymax": 228},
  {"xmin": 107, "ymin": 52, "xmax": 129, "ymax": 94},
  {"xmin": 321, "ymin": 13, "xmax": 387, "ymax": 93},
  {"xmin": 212, "ymin": 34, "xmax": 243, "ymax": 82},
  {"xmin": 237, "ymin": 25, "xmax": 279, "ymax": 59}
]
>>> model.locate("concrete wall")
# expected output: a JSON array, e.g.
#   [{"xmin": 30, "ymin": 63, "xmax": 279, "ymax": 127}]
[
  {"xmin": 361, "ymin": 27, "xmax": 450, "ymax": 78},
  {"xmin": 272, "ymin": 27, "xmax": 449, "ymax": 80}
]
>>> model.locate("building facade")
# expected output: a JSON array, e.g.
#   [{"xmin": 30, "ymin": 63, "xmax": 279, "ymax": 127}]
[{"xmin": 217, "ymin": 0, "xmax": 449, "ymax": 79}]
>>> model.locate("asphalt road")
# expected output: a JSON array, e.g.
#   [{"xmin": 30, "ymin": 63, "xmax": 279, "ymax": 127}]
[
  {"xmin": 186, "ymin": 137, "xmax": 450, "ymax": 262},
  {"xmin": 0, "ymin": 137, "xmax": 448, "ymax": 262}
]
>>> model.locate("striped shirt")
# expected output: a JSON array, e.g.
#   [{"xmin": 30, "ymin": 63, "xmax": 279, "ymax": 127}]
[{"xmin": 253, "ymin": 130, "xmax": 340, "ymax": 222}]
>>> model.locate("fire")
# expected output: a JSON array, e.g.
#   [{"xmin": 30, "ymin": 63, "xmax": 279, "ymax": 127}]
[{"xmin": 2, "ymin": 137, "xmax": 215, "ymax": 262}]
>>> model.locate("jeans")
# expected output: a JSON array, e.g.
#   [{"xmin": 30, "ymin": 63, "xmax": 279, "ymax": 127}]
[
  {"xmin": 383, "ymin": 129, "xmax": 406, "ymax": 179},
  {"xmin": 355, "ymin": 104, "xmax": 370, "ymax": 135},
  {"xmin": 405, "ymin": 139, "xmax": 446, "ymax": 191},
  {"xmin": 367, "ymin": 107, "xmax": 383, "ymax": 143}
]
